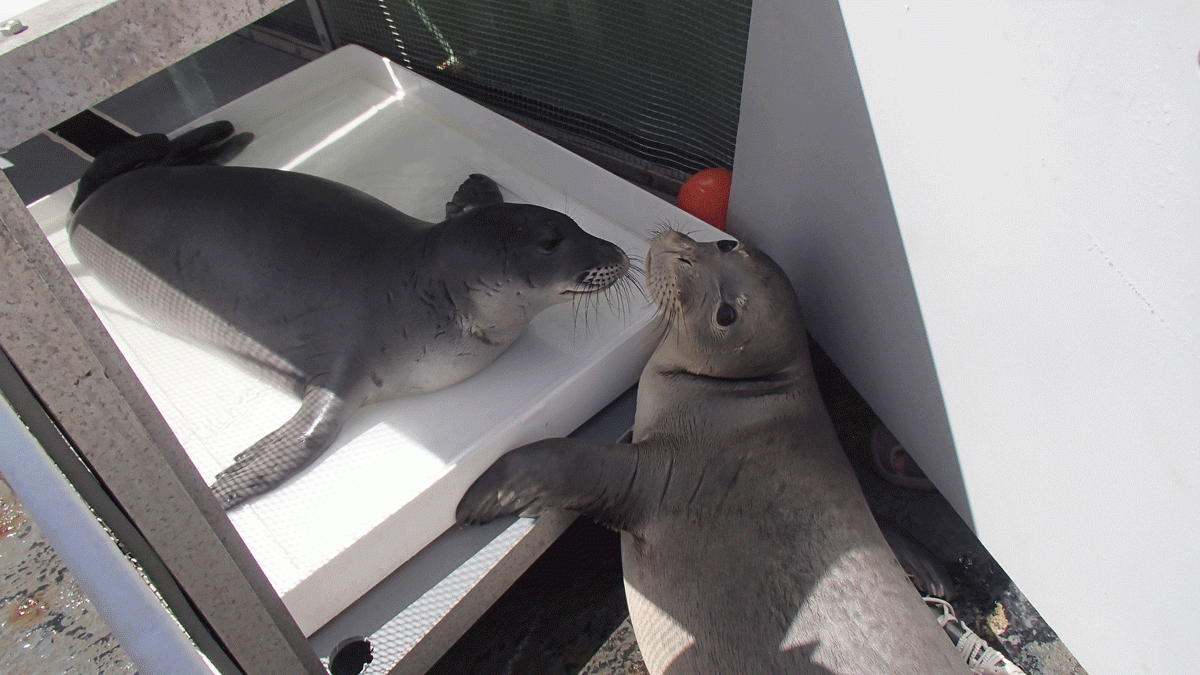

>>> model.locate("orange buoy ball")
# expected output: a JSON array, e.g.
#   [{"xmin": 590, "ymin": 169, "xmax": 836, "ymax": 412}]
[{"xmin": 676, "ymin": 167, "xmax": 733, "ymax": 231}]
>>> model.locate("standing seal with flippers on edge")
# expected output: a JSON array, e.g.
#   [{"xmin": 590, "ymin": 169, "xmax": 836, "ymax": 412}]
[{"xmin": 458, "ymin": 229, "xmax": 968, "ymax": 674}]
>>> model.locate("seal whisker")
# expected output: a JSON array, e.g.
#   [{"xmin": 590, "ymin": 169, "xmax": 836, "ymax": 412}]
[
  {"xmin": 623, "ymin": 276, "xmax": 642, "ymax": 314},
  {"xmin": 605, "ymin": 274, "xmax": 640, "ymax": 320},
  {"xmin": 570, "ymin": 287, "xmax": 600, "ymax": 338},
  {"xmin": 574, "ymin": 290, "xmax": 592, "ymax": 336},
  {"xmin": 648, "ymin": 220, "xmax": 684, "ymax": 242},
  {"xmin": 601, "ymin": 282, "xmax": 619, "ymax": 317}
]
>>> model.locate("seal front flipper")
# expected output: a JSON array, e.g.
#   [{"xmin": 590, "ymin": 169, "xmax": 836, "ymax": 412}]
[
  {"xmin": 210, "ymin": 385, "xmax": 360, "ymax": 510},
  {"xmin": 456, "ymin": 438, "xmax": 656, "ymax": 531},
  {"xmin": 445, "ymin": 173, "xmax": 504, "ymax": 218}
]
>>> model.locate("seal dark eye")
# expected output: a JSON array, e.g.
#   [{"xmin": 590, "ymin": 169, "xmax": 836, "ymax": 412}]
[
  {"xmin": 716, "ymin": 240, "xmax": 738, "ymax": 252},
  {"xmin": 715, "ymin": 303, "xmax": 737, "ymax": 327},
  {"xmin": 538, "ymin": 231, "xmax": 565, "ymax": 253}
]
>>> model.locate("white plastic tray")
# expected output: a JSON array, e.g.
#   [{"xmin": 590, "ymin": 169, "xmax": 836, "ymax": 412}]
[{"xmin": 29, "ymin": 45, "xmax": 708, "ymax": 634}]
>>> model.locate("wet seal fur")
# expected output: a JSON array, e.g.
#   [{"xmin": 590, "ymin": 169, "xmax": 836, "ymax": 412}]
[
  {"xmin": 69, "ymin": 122, "xmax": 632, "ymax": 509},
  {"xmin": 458, "ymin": 230, "xmax": 967, "ymax": 674}
]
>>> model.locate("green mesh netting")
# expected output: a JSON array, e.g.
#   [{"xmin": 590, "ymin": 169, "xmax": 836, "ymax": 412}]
[{"xmin": 262, "ymin": 0, "xmax": 751, "ymax": 178}]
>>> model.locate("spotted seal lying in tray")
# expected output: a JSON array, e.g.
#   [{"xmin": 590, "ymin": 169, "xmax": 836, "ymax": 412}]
[{"xmin": 69, "ymin": 121, "xmax": 632, "ymax": 509}]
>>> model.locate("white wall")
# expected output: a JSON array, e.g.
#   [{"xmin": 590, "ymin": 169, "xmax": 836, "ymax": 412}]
[{"xmin": 730, "ymin": 2, "xmax": 1200, "ymax": 674}]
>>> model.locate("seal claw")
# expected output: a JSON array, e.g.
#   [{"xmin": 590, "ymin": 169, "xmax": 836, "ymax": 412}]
[{"xmin": 456, "ymin": 457, "xmax": 532, "ymax": 524}]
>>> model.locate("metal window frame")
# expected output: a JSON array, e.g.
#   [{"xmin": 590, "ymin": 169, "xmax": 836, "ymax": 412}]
[{"xmin": 0, "ymin": 1, "xmax": 338, "ymax": 673}]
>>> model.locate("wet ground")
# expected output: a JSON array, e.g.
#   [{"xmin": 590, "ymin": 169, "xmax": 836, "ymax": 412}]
[{"xmin": 0, "ymin": 478, "xmax": 136, "ymax": 675}]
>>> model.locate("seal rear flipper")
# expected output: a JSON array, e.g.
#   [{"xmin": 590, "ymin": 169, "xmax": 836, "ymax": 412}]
[
  {"xmin": 162, "ymin": 120, "xmax": 236, "ymax": 164},
  {"xmin": 163, "ymin": 119, "xmax": 254, "ymax": 166},
  {"xmin": 70, "ymin": 120, "xmax": 252, "ymax": 213},
  {"xmin": 70, "ymin": 133, "xmax": 169, "ymax": 212},
  {"xmin": 166, "ymin": 128, "xmax": 255, "ymax": 166},
  {"xmin": 194, "ymin": 131, "xmax": 254, "ymax": 165},
  {"xmin": 210, "ymin": 386, "xmax": 355, "ymax": 510},
  {"xmin": 445, "ymin": 173, "xmax": 505, "ymax": 218},
  {"xmin": 456, "ymin": 438, "xmax": 649, "ymax": 531}
]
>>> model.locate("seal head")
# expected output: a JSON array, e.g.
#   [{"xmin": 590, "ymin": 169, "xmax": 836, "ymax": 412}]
[
  {"xmin": 435, "ymin": 203, "xmax": 631, "ymax": 332},
  {"xmin": 645, "ymin": 229, "xmax": 806, "ymax": 379}
]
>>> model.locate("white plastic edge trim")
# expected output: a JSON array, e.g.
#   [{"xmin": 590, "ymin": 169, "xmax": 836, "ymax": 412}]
[{"xmin": 0, "ymin": 397, "xmax": 216, "ymax": 675}]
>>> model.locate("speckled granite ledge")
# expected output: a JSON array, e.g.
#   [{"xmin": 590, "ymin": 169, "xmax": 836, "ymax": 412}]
[{"xmin": 0, "ymin": 0, "xmax": 290, "ymax": 151}]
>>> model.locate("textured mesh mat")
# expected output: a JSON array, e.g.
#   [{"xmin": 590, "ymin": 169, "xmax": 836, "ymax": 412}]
[{"xmin": 261, "ymin": 0, "xmax": 750, "ymax": 179}]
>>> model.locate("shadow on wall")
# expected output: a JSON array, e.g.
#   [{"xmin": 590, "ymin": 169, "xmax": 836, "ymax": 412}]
[{"xmin": 728, "ymin": 0, "xmax": 972, "ymax": 528}]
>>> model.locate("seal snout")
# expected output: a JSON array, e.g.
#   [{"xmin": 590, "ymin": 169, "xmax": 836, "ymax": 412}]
[
  {"xmin": 562, "ymin": 240, "xmax": 631, "ymax": 295},
  {"xmin": 570, "ymin": 261, "xmax": 627, "ymax": 293},
  {"xmin": 645, "ymin": 230, "xmax": 707, "ymax": 314}
]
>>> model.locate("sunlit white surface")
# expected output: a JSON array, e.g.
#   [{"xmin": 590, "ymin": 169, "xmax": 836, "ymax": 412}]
[
  {"xmin": 1, "ymin": 0, "xmax": 51, "ymax": 24},
  {"xmin": 733, "ymin": 3, "xmax": 1200, "ymax": 674},
  {"xmin": 28, "ymin": 46, "xmax": 710, "ymax": 634}
]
